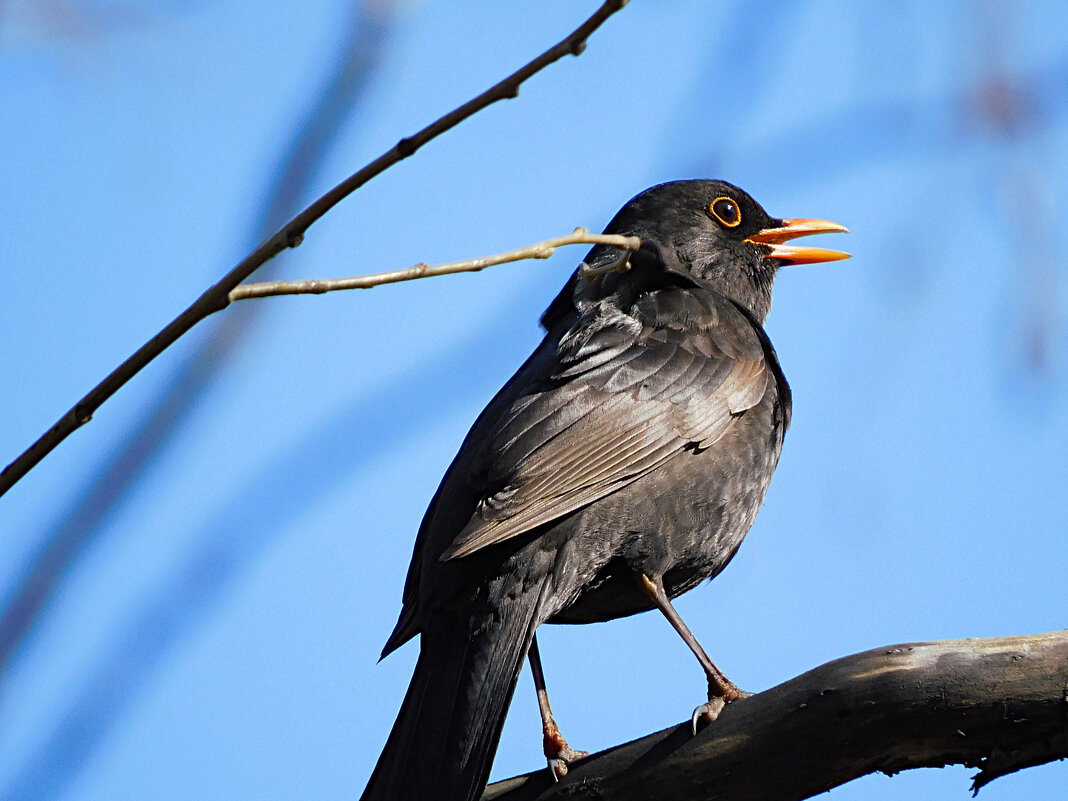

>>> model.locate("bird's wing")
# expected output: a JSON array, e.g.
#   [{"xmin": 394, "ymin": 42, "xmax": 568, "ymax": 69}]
[{"xmin": 442, "ymin": 288, "xmax": 768, "ymax": 560}]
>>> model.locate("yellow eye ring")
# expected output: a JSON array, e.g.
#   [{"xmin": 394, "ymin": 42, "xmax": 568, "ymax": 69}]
[{"xmin": 710, "ymin": 196, "xmax": 742, "ymax": 228}]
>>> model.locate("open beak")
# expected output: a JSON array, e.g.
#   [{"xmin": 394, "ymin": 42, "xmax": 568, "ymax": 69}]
[{"xmin": 745, "ymin": 218, "xmax": 851, "ymax": 266}]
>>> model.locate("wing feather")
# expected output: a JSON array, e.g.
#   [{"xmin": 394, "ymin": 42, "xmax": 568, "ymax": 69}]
[{"xmin": 442, "ymin": 288, "xmax": 768, "ymax": 560}]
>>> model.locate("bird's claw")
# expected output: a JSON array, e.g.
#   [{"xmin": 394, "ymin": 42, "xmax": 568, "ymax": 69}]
[
  {"xmin": 545, "ymin": 745, "xmax": 589, "ymax": 781},
  {"xmin": 690, "ymin": 688, "xmax": 755, "ymax": 734},
  {"xmin": 690, "ymin": 697, "xmax": 726, "ymax": 734},
  {"xmin": 547, "ymin": 758, "xmax": 567, "ymax": 781}
]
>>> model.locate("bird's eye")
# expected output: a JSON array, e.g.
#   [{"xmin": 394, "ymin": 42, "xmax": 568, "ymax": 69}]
[{"xmin": 710, "ymin": 196, "xmax": 742, "ymax": 228}]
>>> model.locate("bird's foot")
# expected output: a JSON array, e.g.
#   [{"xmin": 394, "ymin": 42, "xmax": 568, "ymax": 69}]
[
  {"xmin": 691, "ymin": 687, "xmax": 754, "ymax": 734},
  {"xmin": 544, "ymin": 735, "xmax": 589, "ymax": 781}
]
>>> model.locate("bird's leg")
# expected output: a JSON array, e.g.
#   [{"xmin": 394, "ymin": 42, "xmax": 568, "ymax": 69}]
[
  {"xmin": 528, "ymin": 633, "xmax": 588, "ymax": 781},
  {"xmin": 638, "ymin": 573, "xmax": 753, "ymax": 733}
]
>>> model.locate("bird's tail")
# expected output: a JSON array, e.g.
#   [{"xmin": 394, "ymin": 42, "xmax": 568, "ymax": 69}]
[{"xmin": 360, "ymin": 578, "xmax": 548, "ymax": 801}]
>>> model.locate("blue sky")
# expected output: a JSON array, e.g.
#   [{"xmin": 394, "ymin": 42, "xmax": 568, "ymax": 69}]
[{"xmin": 1, "ymin": 1, "xmax": 1066, "ymax": 799}]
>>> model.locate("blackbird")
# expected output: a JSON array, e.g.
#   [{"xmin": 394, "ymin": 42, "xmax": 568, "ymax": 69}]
[{"xmin": 361, "ymin": 180, "xmax": 848, "ymax": 801}]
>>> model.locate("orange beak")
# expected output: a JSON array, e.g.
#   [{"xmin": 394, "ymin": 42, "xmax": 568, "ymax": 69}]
[{"xmin": 745, "ymin": 218, "xmax": 851, "ymax": 265}]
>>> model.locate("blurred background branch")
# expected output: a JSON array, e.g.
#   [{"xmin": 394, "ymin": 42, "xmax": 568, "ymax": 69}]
[{"xmin": 0, "ymin": 0, "xmax": 394, "ymax": 715}]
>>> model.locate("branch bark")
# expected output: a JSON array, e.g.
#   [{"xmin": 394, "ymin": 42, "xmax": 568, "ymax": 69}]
[
  {"xmin": 484, "ymin": 630, "xmax": 1068, "ymax": 801},
  {"xmin": 0, "ymin": 0, "xmax": 630, "ymax": 499}
]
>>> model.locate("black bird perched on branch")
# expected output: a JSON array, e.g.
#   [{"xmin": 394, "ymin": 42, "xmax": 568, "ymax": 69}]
[{"xmin": 361, "ymin": 180, "xmax": 849, "ymax": 801}]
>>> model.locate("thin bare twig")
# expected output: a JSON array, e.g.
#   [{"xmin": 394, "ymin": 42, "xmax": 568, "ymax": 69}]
[
  {"xmin": 0, "ymin": 0, "xmax": 629, "ymax": 499},
  {"xmin": 579, "ymin": 247, "xmax": 634, "ymax": 280},
  {"xmin": 228, "ymin": 229, "xmax": 640, "ymax": 301}
]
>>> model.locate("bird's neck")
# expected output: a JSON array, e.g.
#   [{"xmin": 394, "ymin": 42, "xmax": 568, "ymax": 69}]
[{"xmin": 704, "ymin": 268, "xmax": 775, "ymax": 325}]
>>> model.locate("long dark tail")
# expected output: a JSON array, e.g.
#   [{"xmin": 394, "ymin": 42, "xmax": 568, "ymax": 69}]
[{"xmin": 360, "ymin": 579, "xmax": 547, "ymax": 801}]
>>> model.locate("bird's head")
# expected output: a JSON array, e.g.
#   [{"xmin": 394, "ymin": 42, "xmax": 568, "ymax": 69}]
[{"xmin": 556, "ymin": 179, "xmax": 849, "ymax": 326}]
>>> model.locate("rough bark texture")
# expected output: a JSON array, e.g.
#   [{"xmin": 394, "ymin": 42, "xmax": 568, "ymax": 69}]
[{"xmin": 484, "ymin": 630, "xmax": 1068, "ymax": 801}]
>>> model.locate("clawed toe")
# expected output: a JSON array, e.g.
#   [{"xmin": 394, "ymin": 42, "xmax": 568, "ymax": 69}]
[
  {"xmin": 690, "ymin": 697, "xmax": 726, "ymax": 733},
  {"xmin": 547, "ymin": 758, "xmax": 567, "ymax": 781},
  {"xmin": 545, "ymin": 745, "xmax": 589, "ymax": 781},
  {"xmin": 690, "ymin": 688, "xmax": 754, "ymax": 734}
]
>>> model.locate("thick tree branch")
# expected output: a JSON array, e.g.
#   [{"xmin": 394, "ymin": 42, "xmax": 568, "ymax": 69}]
[
  {"xmin": 485, "ymin": 630, "xmax": 1068, "ymax": 801},
  {"xmin": 228, "ymin": 229, "xmax": 639, "ymax": 301},
  {"xmin": 0, "ymin": 0, "xmax": 629, "ymax": 499}
]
